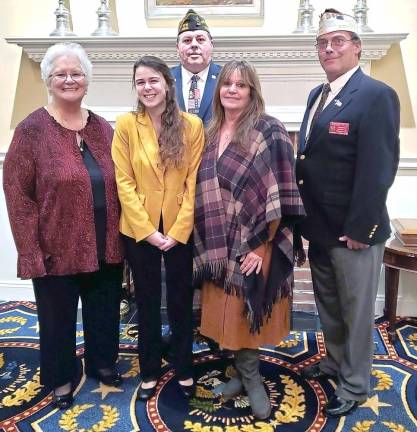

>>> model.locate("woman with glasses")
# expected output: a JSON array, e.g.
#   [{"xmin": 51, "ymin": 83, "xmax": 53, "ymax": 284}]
[
  {"xmin": 112, "ymin": 56, "xmax": 204, "ymax": 401},
  {"xmin": 3, "ymin": 43, "xmax": 124, "ymax": 410}
]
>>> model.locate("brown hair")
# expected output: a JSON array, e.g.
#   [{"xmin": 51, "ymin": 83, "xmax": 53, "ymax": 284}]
[
  {"xmin": 206, "ymin": 60, "xmax": 265, "ymax": 150},
  {"xmin": 132, "ymin": 56, "xmax": 185, "ymax": 168}
]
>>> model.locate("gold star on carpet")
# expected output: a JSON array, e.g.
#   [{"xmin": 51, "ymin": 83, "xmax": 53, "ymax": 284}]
[
  {"xmin": 29, "ymin": 322, "xmax": 39, "ymax": 333},
  {"xmin": 360, "ymin": 394, "xmax": 391, "ymax": 415},
  {"xmin": 91, "ymin": 382, "xmax": 124, "ymax": 400}
]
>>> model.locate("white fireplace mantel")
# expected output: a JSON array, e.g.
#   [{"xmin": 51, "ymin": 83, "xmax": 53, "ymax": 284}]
[
  {"xmin": 6, "ymin": 33, "xmax": 407, "ymax": 66},
  {"xmin": 6, "ymin": 33, "xmax": 407, "ymax": 132}
]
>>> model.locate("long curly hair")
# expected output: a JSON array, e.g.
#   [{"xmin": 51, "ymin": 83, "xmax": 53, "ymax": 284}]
[
  {"xmin": 132, "ymin": 56, "xmax": 185, "ymax": 168},
  {"xmin": 206, "ymin": 60, "xmax": 265, "ymax": 150}
]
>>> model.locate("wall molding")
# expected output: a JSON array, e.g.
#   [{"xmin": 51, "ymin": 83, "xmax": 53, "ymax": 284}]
[
  {"xmin": 0, "ymin": 280, "xmax": 415, "ymax": 317},
  {"xmin": 0, "ymin": 280, "xmax": 34, "ymax": 302},
  {"xmin": 6, "ymin": 33, "xmax": 407, "ymax": 68}
]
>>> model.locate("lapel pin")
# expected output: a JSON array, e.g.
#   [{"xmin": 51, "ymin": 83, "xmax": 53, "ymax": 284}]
[{"xmin": 334, "ymin": 99, "xmax": 342, "ymax": 107}]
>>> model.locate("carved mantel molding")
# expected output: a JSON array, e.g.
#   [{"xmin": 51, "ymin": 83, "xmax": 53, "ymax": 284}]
[{"xmin": 6, "ymin": 33, "xmax": 407, "ymax": 67}]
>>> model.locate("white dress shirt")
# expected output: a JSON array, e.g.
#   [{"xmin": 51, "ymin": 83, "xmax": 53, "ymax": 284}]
[
  {"xmin": 306, "ymin": 65, "xmax": 360, "ymax": 136},
  {"xmin": 181, "ymin": 65, "xmax": 210, "ymax": 112}
]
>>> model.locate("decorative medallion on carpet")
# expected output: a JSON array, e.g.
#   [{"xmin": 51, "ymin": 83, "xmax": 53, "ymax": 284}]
[{"xmin": 1, "ymin": 301, "xmax": 417, "ymax": 431}]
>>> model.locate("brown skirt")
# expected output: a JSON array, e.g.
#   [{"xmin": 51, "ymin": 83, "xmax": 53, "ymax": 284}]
[{"xmin": 200, "ymin": 281, "xmax": 290, "ymax": 350}]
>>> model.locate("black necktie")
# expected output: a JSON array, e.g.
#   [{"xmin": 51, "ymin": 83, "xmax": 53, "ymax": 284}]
[
  {"xmin": 308, "ymin": 83, "xmax": 331, "ymax": 136},
  {"xmin": 188, "ymin": 75, "xmax": 200, "ymax": 115}
]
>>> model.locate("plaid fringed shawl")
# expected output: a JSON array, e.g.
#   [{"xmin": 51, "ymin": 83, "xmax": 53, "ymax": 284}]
[{"xmin": 193, "ymin": 114, "xmax": 305, "ymax": 333}]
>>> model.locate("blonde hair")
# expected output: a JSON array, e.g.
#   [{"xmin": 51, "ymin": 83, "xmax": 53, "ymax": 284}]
[{"xmin": 207, "ymin": 60, "xmax": 265, "ymax": 150}]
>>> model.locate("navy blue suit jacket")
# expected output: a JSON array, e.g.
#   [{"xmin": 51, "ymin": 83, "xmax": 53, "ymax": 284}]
[
  {"xmin": 296, "ymin": 68, "xmax": 400, "ymax": 247},
  {"xmin": 171, "ymin": 62, "xmax": 222, "ymax": 127}
]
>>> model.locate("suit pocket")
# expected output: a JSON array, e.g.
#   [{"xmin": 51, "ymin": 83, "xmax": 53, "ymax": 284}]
[{"xmin": 176, "ymin": 192, "xmax": 184, "ymax": 205}]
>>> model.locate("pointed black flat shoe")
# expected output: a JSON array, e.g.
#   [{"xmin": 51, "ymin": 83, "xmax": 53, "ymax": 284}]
[
  {"xmin": 87, "ymin": 369, "xmax": 123, "ymax": 387},
  {"xmin": 324, "ymin": 395, "xmax": 358, "ymax": 417},
  {"xmin": 52, "ymin": 391, "xmax": 74, "ymax": 410},
  {"xmin": 301, "ymin": 364, "xmax": 337, "ymax": 380},
  {"xmin": 178, "ymin": 380, "xmax": 195, "ymax": 398},
  {"xmin": 136, "ymin": 380, "xmax": 157, "ymax": 401}
]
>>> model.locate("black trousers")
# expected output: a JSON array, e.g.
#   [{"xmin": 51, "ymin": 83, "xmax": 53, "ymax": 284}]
[
  {"xmin": 123, "ymin": 235, "xmax": 194, "ymax": 381},
  {"xmin": 33, "ymin": 263, "xmax": 123, "ymax": 390}
]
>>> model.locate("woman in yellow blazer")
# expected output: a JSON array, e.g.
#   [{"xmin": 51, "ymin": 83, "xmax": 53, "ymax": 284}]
[{"xmin": 112, "ymin": 56, "xmax": 204, "ymax": 401}]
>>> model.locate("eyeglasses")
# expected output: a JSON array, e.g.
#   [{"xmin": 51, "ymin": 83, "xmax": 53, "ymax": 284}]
[
  {"xmin": 49, "ymin": 72, "xmax": 86, "ymax": 82},
  {"xmin": 315, "ymin": 37, "xmax": 354, "ymax": 51}
]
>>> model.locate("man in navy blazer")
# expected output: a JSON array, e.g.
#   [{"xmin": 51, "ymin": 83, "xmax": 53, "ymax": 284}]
[
  {"xmin": 171, "ymin": 9, "xmax": 221, "ymax": 126},
  {"xmin": 296, "ymin": 9, "xmax": 400, "ymax": 418}
]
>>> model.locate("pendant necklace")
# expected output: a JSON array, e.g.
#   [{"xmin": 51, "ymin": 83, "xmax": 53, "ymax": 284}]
[{"xmin": 49, "ymin": 104, "xmax": 86, "ymax": 153}]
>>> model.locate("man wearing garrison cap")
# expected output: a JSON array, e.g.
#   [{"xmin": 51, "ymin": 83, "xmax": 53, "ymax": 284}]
[
  {"xmin": 171, "ymin": 9, "xmax": 221, "ymax": 126},
  {"xmin": 295, "ymin": 9, "xmax": 400, "ymax": 417}
]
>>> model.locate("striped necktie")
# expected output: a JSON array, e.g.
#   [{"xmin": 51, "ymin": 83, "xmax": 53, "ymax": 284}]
[
  {"xmin": 309, "ymin": 83, "xmax": 331, "ymax": 136},
  {"xmin": 188, "ymin": 74, "xmax": 200, "ymax": 115}
]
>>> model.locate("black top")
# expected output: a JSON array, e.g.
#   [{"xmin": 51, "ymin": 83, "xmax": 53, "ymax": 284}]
[{"xmin": 81, "ymin": 139, "xmax": 107, "ymax": 261}]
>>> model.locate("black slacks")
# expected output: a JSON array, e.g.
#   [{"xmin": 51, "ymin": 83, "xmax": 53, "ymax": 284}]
[
  {"xmin": 33, "ymin": 262, "xmax": 123, "ymax": 390},
  {"xmin": 123, "ymin": 235, "xmax": 194, "ymax": 381}
]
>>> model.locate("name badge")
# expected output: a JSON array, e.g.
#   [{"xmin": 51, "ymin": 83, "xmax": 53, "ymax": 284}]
[{"xmin": 329, "ymin": 122, "xmax": 349, "ymax": 135}]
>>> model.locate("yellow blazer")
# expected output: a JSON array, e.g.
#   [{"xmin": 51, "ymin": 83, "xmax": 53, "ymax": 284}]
[{"xmin": 112, "ymin": 110, "xmax": 204, "ymax": 244}]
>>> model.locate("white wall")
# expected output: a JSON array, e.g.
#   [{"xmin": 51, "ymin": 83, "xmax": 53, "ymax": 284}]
[{"xmin": 0, "ymin": 167, "xmax": 33, "ymax": 300}]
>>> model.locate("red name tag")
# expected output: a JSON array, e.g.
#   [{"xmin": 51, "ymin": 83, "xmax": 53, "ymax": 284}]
[{"xmin": 329, "ymin": 122, "xmax": 349, "ymax": 135}]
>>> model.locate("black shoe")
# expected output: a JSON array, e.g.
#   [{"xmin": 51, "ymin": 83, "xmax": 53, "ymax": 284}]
[
  {"xmin": 178, "ymin": 380, "xmax": 195, "ymax": 398},
  {"xmin": 137, "ymin": 380, "xmax": 157, "ymax": 401},
  {"xmin": 301, "ymin": 364, "xmax": 336, "ymax": 380},
  {"xmin": 52, "ymin": 391, "xmax": 73, "ymax": 410},
  {"xmin": 324, "ymin": 395, "xmax": 358, "ymax": 417},
  {"xmin": 87, "ymin": 369, "xmax": 123, "ymax": 387}
]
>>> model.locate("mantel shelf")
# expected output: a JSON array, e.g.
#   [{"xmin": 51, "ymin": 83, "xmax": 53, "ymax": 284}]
[{"xmin": 6, "ymin": 33, "xmax": 407, "ymax": 67}]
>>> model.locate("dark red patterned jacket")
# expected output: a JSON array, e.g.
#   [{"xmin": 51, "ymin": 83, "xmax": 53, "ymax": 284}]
[{"xmin": 3, "ymin": 108, "xmax": 124, "ymax": 279}]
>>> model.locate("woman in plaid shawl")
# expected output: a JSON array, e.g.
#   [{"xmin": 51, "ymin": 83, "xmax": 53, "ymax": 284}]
[{"xmin": 194, "ymin": 61, "xmax": 305, "ymax": 419}]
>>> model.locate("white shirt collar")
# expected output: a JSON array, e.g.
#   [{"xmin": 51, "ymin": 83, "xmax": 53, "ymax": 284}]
[
  {"xmin": 181, "ymin": 64, "xmax": 210, "ymax": 84},
  {"xmin": 328, "ymin": 65, "xmax": 360, "ymax": 94}
]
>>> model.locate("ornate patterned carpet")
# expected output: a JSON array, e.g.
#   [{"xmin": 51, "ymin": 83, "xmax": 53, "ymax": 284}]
[{"xmin": 1, "ymin": 301, "xmax": 417, "ymax": 432}]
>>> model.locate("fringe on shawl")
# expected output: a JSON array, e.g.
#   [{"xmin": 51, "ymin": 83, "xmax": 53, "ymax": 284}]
[
  {"xmin": 193, "ymin": 258, "xmax": 243, "ymax": 296},
  {"xmin": 242, "ymin": 239, "xmax": 293, "ymax": 334},
  {"xmin": 193, "ymin": 240, "xmax": 293, "ymax": 335}
]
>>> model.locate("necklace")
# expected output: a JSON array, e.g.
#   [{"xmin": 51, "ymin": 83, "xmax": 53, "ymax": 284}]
[
  {"xmin": 218, "ymin": 128, "xmax": 235, "ymax": 158},
  {"xmin": 48, "ymin": 105, "xmax": 86, "ymax": 152},
  {"xmin": 49, "ymin": 104, "xmax": 85, "ymax": 131},
  {"xmin": 221, "ymin": 128, "xmax": 234, "ymax": 142}
]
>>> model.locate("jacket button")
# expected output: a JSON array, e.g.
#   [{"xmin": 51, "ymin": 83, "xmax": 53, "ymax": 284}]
[
  {"xmin": 300, "ymin": 155, "xmax": 306, "ymax": 160},
  {"xmin": 298, "ymin": 179, "xmax": 304, "ymax": 185}
]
